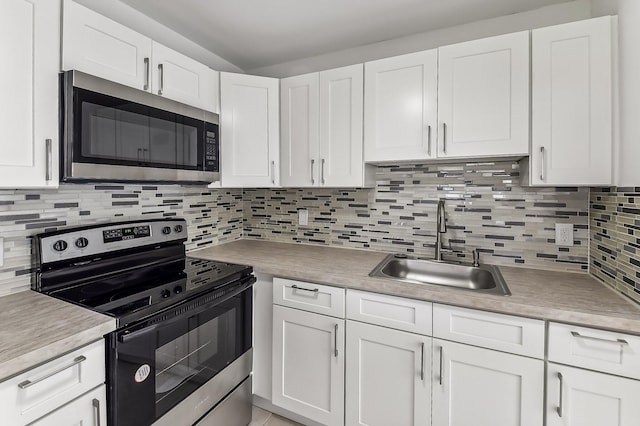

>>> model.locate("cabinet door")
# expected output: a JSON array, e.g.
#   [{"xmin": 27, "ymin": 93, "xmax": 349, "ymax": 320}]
[
  {"xmin": 62, "ymin": 0, "xmax": 152, "ymax": 91},
  {"xmin": 319, "ymin": 64, "xmax": 364, "ymax": 187},
  {"xmin": 531, "ymin": 16, "xmax": 614, "ymax": 185},
  {"xmin": 438, "ymin": 32, "xmax": 529, "ymax": 158},
  {"xmin": 220, "ymin": 73, "xmax": 280, "ymax": 187},
  {"xmin": 547, "ymin": 363, "xmax": 640, "ymax": 426},
  {"xmin": 364, "ymin": 50, "xmax": 437, "ymax": 162},
  {"xmin": 433, "ymin": 339, "xmax": 544, "ymax": 426},
  {"xmin": 0, "ymin": 0, "xmax": 59, "ymax": 188},
  {"xmin": 151, "ymin": 42, "xmax": 218, "ymax": 112},
  {"xmin": 280, "ymin": 73, "xmax": 319, "ymax": 187},
  {"xmin": 30, "ymin": 385, "xmax": 107, "ymax": 426},
  {"xmin": 272, "ymin": 305, "xmax": 344, "ymax": 426},
  {"xmin": 346, "ymin": 321, "xmax": 430, "ymax": 426}
]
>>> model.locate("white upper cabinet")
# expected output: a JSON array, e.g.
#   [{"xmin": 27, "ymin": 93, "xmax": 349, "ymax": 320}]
[
  {"xmin": 319, "ymin": 64, "xmax": 366, "ymax": 187},
  {"xmin": 62, "ymin": 0, "xmax": 152, "ymax": 91},
  {"xmin": 280, "ymin": 73, "xmax": 319, "ymax": 187},
  {"xmin": 151, "ymin": 42, "xmax": 219, "ymax": 113},
  {"xmin": 437, "ymin": 31, "xmax": 530, "ymax": 158},
  {"xmin": 280, "ymin": 65, "xmax": 369, "ymax": 187},
  {"xmin": 0, "ymin": 0, "xmax": 59, "ymax": 188},
  {"xmin": 364, "ymin": 50, "xmax": 438, "ymax": 162},
  {"xmin": 529, "ymin": 16, "xmax": 615, "ymax": 186},
  {"xmin": 62, "ymin": 0, "xmax": 218, "ymax": 112},
  {"xmin": 220, "ymin": 72, "xmax": 280, "ymax": 187}
]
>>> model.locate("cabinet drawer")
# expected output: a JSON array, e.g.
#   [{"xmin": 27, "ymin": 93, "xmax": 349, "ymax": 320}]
[
  {"xmin": 273, "ymin": 278, "xmax": 345, "ymax": 318},
  {"xmin": 548, "ymin": 322, "xmax": 640, "ymax": 379},
  {"xmin": 346, "ymin": 290, "xmax": 432, "ymax": 336},
  {"xmin": 0, "ymin": 339, "xmax": 105, "ymax": 425},
  {"xmin": 433, "ymin": 304, "xmax": 545, "ymax": 358}
]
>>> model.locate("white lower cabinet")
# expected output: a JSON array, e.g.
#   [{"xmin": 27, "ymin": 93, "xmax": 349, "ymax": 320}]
[
  {"xmin": 546, "ymin": 363, "xmax": 640, "ymax": 426},
  {"xmin": 272, "ymin": 304, "xmax": 344, "ymax": 426},
  {"xmin": 346, "ymin": 320, "xmax": 430, "ymax": 426},
  {"xmin": 30, "ymin": 384, "xmax": 106, "ymax": 426},
  {"xmin": 432, "ymin": 339, "xmax": 544, "ymax": 426}
]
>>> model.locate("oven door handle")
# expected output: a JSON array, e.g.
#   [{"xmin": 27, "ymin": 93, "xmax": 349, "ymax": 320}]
[
  {"xmin": 118, "ymin": 276, "xmax": 256, "ymax": 344},
  {"xmin": 119, "ymin": 325, "xmax": 159, "ymax": 343}
]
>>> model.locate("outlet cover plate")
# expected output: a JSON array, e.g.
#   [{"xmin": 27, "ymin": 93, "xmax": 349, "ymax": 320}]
[
  {"xmin": 298, "ymin": 209, "xmax": 308, "ymax": 226},
  {"xmin": 555, "ymin": 223, "xmax": 574, "ymax": 246}
]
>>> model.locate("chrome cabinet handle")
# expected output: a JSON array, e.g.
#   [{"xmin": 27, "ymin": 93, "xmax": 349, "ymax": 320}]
[
  {"xmin": 540, "ymin": 146, "xmax": 545, "ymax": 181},
  {"xmin": 334, "ymin": 324, "xmax": 339, "ymax": 357},
  {"xmin": 310, "ymin": 159, "xmax": 315, "ymax": 185},
  {"xmin": 45, "ymin": 139, "xmax": 52, "ymax": 181},
  {"xmin": 442, "ymin": 123, "xmax": 447, "ymax": 154},
  {"xmin": 143, "ymin": 57, "xmax": 150, "ymax": 91},
  {"xmin": 438, "ymin": 346, "xmax": 443, "ymax": 386},
  {"xmin": 92, "ymin": 398, "xmax": 101, "ymax": 426},
  {"xmin": 271, "ymin": 160, "xmax": 275, "ymax": 184},
  {"xmin": 291, "ymin": 284, "xmax": 319, "ymax": 293},
  {"xmin": 321, "ymin": 159, "xmax": 325, "ymax": 185},
  {"xmin": 571, "ymin": 331, "xmax": 629, "ymax": 345},
  {"xmin": 557, "ymin": 372, "xmax": 563, "ymax": 417},
  {"xmin": 420, "ymin": 342, "xmax": 425, "ymax": 381},
  {"xmin": 427, "ymin": 125, "xmax": 432, "ymax": 157},
  {"xmin": 158, "ymin": 64, "xmax": 164, "ymax": 95},
  {"xmin": 18, "ymin": 356, "xmax": 87, "ymax": 389}
]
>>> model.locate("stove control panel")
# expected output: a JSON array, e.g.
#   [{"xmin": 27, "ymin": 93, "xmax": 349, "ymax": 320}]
[
  {"xmin": 38, "ymin": 219, "xmax": 188, "ymax": 265},
  {"xmin": 103, "ymin": 225, "xmax": 151, "ymax": 243}
]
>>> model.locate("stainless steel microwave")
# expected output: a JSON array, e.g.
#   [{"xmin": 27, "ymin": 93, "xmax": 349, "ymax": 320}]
[{"xmin": 61, "ymin": 70, "xmax": 219, "ymax": 184}]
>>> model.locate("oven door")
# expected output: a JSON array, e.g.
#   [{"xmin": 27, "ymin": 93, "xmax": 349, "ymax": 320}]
[{"xmin": 108, "ymin": 279, "xmax": 253, "ymax": 426}]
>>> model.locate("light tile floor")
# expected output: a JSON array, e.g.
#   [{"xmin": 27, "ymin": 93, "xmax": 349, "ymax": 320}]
[{"xmin": 249, "ymin": 405, "xmax": 302, "ymax": 426}]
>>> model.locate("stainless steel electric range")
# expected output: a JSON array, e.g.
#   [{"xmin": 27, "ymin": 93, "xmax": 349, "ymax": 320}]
[{"xmin": 32, "ymin": 219, "xmax": 254, "ymax": 426}]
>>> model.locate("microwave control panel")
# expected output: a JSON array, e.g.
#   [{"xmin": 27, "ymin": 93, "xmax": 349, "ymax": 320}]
[{"xmin": 204, "ymin": 126, "xmax": 219, "ymax": 172}]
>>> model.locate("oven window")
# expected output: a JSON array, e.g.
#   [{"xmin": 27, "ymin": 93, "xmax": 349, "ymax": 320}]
[
  {"xmin": 73, "ymin": 87, "xmax": 202, "ymax": 170},
  {"xmin": 155, "ymin": 309, "xmax": 235, "ymax": 404}
]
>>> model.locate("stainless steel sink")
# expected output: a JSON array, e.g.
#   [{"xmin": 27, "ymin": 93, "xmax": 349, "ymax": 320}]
[{"xmin": 369, "ymin": 254, "xmax": 511, "ymax": 296}]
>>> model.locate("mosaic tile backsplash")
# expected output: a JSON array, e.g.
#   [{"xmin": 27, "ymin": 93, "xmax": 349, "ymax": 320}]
[
  {"xmin": 0, "ymin": 184, "xmax": 243, "ymax": 295},
  {"xmin": 243, "ymin": 162, "xmax": 590, "ymax": 272},
  {"xmin": 591, "ymin": 187, "xmax": 640, "ymax": 304}
]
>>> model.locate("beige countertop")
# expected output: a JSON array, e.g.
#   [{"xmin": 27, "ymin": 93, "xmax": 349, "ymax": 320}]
[
  {"xmin": 192, "ymin": 239, "xmax": 640, "ymax": 334},
  {"xmin": 0, "ymin": 291, "xmax": 116, "ymax": 381}
]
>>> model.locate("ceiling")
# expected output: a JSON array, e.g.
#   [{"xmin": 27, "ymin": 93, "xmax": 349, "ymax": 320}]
[{"xmin": 120, "ymin": 0, "xmax": 572, "ymax": 71}]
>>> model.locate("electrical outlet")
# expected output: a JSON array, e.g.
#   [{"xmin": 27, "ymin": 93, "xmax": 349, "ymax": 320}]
[
  {"xmin": 555, "ymin": 223, "xmax": 574, "ymax": 246},
  {"xmin": 298, "ymin": 209, "xmax": 308, "ymax": 226}
]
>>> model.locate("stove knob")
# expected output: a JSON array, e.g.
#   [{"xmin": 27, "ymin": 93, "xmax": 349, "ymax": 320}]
[
  {"xmin": 174, "ymin": 224, "xmax": 183, "ymax": 233},
  {"xmin": 162, "ymin": 226, "xmax": 171, "ymax": 235},
  {"xmin": 174, "ymin": 285, "xmax": 183, "ymax": 294},
  {"xmin": 161, "ymin": 289, "xmax": 171, "ymax": 298},
  {"xmin": 75, "ymin": 237, "xmax": 89, "ymax": 248},
  {"xmin": 53, "ymin": 240, "xmax": 68, "ymax": 252}
]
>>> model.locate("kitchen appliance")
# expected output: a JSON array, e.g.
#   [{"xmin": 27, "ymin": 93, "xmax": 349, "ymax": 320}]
[
  {"xmin": 32, "ymin": 219, "xmax": 254, "ymax": 426},
  {"xmin": 60, "ymin": 70, "xmax": 219, "ymax": 184}
]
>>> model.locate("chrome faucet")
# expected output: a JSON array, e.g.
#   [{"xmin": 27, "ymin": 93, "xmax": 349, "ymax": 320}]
[{"xmin": 435, "ymin": 199, "xmax": 447, "ymax": 261}]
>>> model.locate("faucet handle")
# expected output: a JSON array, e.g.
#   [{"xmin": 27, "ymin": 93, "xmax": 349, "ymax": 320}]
[{"xmin": 472, "ymin": 249, "xmax": 480, "ymax": 267}]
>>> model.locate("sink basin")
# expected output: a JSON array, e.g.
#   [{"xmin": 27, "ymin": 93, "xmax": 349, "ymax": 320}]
[{"xmin": 369, "ymin": 255, "xmax": 511, "ymax": 296}]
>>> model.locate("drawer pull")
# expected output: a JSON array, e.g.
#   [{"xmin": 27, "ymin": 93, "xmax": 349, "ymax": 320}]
[
  {"xmin": 291, "ymin": 284, "xmax": 319, "ymax": 293},
  {"xmin": 570, "ymin": 331, "xmax": 629, "ymax": 345},
  {"xmin": 557, "ymin": 372, "xmax": 563, "ymax": 417},
  {"xmin": 18, "ymin": 355, "xmax": 87, "ymax": 389},
  {"xmin": 334, "ymin": 324, "xmax": 339, "ymax": 358}
]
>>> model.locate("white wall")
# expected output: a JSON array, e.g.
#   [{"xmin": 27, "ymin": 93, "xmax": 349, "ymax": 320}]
[
  {"xmin": 247, "ymin": 0, "xmax": 591, "ymax": 77},
  {"xmin": 71, "ymin": 0, "xmax": 244, "ymax": 73},
  {"xmin": 591, "ymin": 0, "xmax": 640, "ymax": 186}
]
